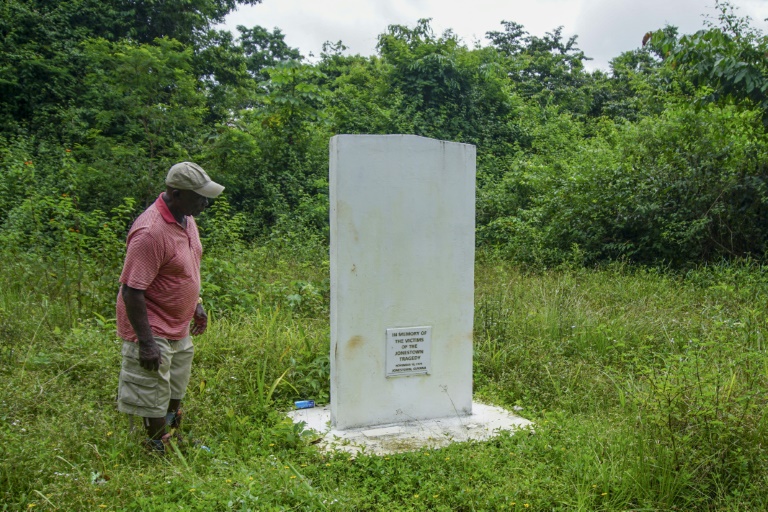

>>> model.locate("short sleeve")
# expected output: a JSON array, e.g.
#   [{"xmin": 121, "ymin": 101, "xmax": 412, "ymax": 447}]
[{"xmin": 119, "ymin": 227, "xmax": 164, "ymax": 290}]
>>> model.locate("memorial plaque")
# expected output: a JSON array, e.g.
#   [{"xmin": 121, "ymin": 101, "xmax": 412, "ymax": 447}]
[{"xmin": 386, "ymin": 326, "xmax": 432, "ymax": 377}]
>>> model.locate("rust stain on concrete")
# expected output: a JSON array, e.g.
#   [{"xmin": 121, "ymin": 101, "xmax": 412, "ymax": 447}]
[{"xmin": 347, "ymin": 335, "xmax": 364, "ymax": 351}]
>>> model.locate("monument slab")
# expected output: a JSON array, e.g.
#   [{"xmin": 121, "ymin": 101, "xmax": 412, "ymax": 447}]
[{"xmin": 329, "ymin": 134, "xmax": 476, "ymax": 429}]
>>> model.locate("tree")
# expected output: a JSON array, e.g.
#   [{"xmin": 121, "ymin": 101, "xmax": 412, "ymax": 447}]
[
  {"xmin": 648, "ymin": 1, "xmax": 768, "ymax": 116},
  {"xmin": 375, "ymin": 19, "xmax": 518, "ymax": 144},
  {"xmin": 0, "ymin": 0, "xmax": 262, "ymax": 137},
  {"xmin": 194, "ymin": 29, "xmax": 255, "ymax": 122},
  {"xmin": 321, "ymin": 51, "xmax": 400, "ymax": 135},
  {"xmin": 115, "ymin": 0, "xmax": 263, "ymax": 44},
  {"xmin": 487, "ymin": 21, "xmax": 591, "ymax": 115},
  {"xmin": 202, "ymin": 60, "xmax": 331, "ymax": 235},
  {"xmin": 70, "ymin": 37, "xmax": 207, "ymax": 208},
  {"xmin": 587, "ymin": 45, "xmax": 677, "ymax": 121},
  {"xmin": 238, "ymin": 25, "xmax": 302, "ymax": 80},
  {"xmin": 0, "ymin": 0, "xmax": 121, "ymax": 136}
]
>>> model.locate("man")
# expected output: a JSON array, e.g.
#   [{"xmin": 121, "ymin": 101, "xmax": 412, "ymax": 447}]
[{"xmin": 116, "ymin": 161, "xmax": 223, "ymax": 453}]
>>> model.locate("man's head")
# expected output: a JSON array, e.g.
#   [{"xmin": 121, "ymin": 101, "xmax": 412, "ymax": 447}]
[
  {"xmin": 164, "ymin": 162, "xmax": 224, "ymax": 217},
  {"xmin": 165, "ymin": 162, "xmax": 224, "ymax": 198}
]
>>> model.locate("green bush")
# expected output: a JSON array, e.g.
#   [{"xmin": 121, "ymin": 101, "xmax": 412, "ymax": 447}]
[{"xmin": 479, "ymin": 102, "xmax": 768, "ymax": 265}]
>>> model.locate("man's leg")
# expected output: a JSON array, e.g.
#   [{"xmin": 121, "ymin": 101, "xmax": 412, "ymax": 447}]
[
  {"xmin": 142, "ymin": 400, "xmax": 179, "ymax": 451},
  {"xmin": 166, "ymin": 398, "xmax": 182, "ymax": 431},
  {"xmin": 117, "ymin": 338, "xmax": 173, "ymax": 452},
  {"xmin": 144, "ymin": 417, "xmax": 167, "ymax": 439},
  {"xmin": 167, "ymin": 336, "xmax": 194, "ymax": 440}
]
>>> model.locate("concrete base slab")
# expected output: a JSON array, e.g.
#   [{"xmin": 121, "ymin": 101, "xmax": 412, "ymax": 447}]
[{"xmin": 286, "ymin": 402, "xmax": 533, "ymax": 456}]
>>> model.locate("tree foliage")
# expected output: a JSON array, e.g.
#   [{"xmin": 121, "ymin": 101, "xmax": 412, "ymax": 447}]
[
  {"xmin": 487, "ymin": 21, "xmax": 591, "ymax": 113},
  {"xmin": 238, "ymin": 25, "xmax": 302, "ymax": 80},
  {"xmin": 0, "ymin": 0, "xmax": 262, "ymax": 137},
  {"xmin": 649, "ymin": 1, "xmax": 768, "ymax": 116},
  {"xmin": 2, "ymin": 1, "xmax": 768, "ymax": 267}
]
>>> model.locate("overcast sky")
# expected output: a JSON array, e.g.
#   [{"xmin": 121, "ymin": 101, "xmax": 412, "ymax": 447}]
[{"xmin": 218, "ymin": 0, "xmax": 768, "ymax": 71}]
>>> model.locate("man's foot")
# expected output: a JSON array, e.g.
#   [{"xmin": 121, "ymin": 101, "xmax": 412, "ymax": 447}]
[{"xmin": 145, "ymin": 433, "xmax": 172, "ymax": 454}]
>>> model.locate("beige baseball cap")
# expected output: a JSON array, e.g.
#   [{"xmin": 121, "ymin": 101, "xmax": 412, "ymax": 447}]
[{"xmin": 165, "ymin": 162, "xmax": 224, "ymax": 198}]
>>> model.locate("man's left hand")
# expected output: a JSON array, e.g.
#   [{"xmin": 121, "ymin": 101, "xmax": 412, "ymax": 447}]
[{"xmin": 191, "ymin": 303, "xmax": 208, "ymax": 335}]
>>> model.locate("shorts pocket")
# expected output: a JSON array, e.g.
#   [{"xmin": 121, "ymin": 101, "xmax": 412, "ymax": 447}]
[{"xmin": 118, "ymin": 370, "xmax": 158, "ymax": 407}]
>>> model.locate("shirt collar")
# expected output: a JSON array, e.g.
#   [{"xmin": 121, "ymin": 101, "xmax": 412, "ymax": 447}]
[{"xmin": 155, "ymin": 193, "xmax": 180, "ymax": 225}]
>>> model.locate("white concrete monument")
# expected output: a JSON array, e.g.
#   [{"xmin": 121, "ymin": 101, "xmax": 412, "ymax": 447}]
[{"xmin": 329, "ymin": 134, "xmax": 476, "ymax": 430}]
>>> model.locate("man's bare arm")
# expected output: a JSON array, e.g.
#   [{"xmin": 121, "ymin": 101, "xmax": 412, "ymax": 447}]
[{"xmin": 121, "ymin": 285, "xmax": 162, "ymax": 371}]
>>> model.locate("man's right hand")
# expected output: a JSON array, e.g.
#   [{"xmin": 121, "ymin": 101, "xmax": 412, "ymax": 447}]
[
  {"xmin": 138, "ymin": 338, "xmax": 163, "ymax": 371},
  {"xmin": 122, "ymin": 285, "xmax": 161, "ymax": 370}
]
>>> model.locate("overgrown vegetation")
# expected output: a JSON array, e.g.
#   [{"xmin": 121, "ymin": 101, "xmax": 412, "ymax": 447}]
[
  {"xmin": 3, "ymin": 1, "xmax": 768, "ymax": 265},
  {"xmin": 2, "ymin": 0, "xmax": 768, "ymax": 510},
  {"xmin": 2, "ymin": 247, "xmax": 767, "ymax": 510}
]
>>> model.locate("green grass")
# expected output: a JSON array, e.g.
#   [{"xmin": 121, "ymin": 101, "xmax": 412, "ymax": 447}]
[{"xmin": 2, "ymin": 248, "xmax": 767, "ymax": 511}]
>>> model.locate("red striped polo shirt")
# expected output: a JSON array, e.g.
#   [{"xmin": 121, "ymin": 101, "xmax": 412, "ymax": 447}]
[{"xmin": 116, "ymin": 194, "xmax": 202, "ymax": 341}]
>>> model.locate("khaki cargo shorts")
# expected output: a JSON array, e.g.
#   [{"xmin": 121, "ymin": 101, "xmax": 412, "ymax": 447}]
[{"xmin": 117, "ymin": 336, "xmax": 194, "ymax": 418}]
